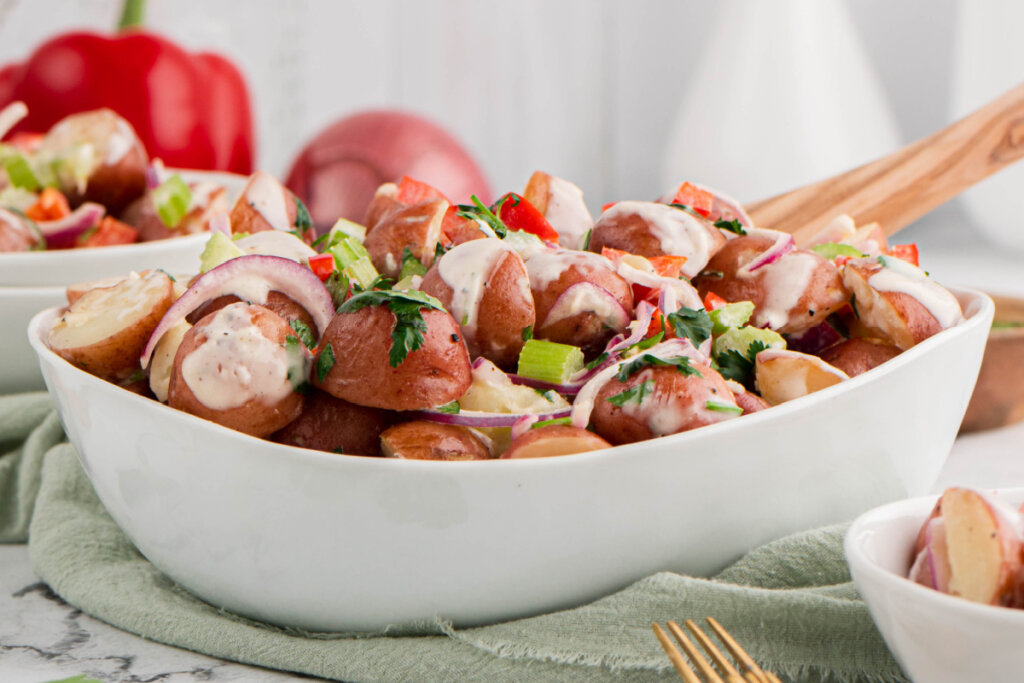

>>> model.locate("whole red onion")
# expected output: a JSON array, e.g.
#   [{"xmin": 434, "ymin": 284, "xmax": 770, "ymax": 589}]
[{"xmin": 285, "ymin": 110, "xmax": 491, "ymax": 232}]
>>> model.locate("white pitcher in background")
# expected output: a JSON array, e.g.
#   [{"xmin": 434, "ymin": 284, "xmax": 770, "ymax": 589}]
[{"xmin": 662, "ymin": 0, "xmax": 902, "ymax": 205}]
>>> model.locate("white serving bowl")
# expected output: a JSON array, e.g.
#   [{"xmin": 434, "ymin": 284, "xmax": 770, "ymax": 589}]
[
  {"xmin": 29, "ymin": 289, "xmax": 993, "ymax": 632},
  {"xmin": 846, "ymin": 487, "xmax": 1024, "ymax": 683},
  {"xmin": 0, "ymin": 285, "xmax": 65, "ymax": 393},
  {"xmin": 0, "ymin": 170, "xmax": 247, "ymax": 287}
]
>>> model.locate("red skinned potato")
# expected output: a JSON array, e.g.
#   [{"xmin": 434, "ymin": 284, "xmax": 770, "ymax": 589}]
[
  {"xmin": 313, "ymin": 291, "xmax": 471, "ymax": 411},
  {"xmin": 46, "ymin": 269, "xmax": 175, "ymax": 382},
  {"xmin": 186, "ymin": 291, "xmax": 319, "ymax": 338},
  {"xmin": 909, "ymin": 516, "xmax": 952, "ymax": 593},
  {"xmin": 379, "ymin": 421, "xmax": 490, "ymax": 461},
  {"xmin": 121, "ymin": 182, "xmax": 229, "ymax": 242},
  {"xmin": 37, "ymin": 109, "xmax": 147, "ymax": 213},
  {"xmin": 168, "ymin": 302, "xmax": 308, "ymax": 438},
  {"xmin": 420, "ymin": 238, "xmax": 535, "ymax": 368},
  {"xmin": 272, "ymin": 389, "xmax": 395, "ymax": 456},
  {"xmin": 503, "ymin": 424, "xmax": 610, "ymax": 459},
  {"xmin": 522, "ymin": 170, "xmax": 594, "ymax": 250},
  {"xmin": 230, "ymin": 171, "xmax": 313, "ymax": 243},
  {"xmin": 589, "ymin": 201, "xmax": 726, "ymax": 278},
  {"xmin": 692, "ymin": 232, "xmax": 848, "ymax": 334},
  {"xmin": 526, "ymin": 249, "xmax": 633, "ymax": 353},
  {"xmin": 591, "ymin": 362, "xmax": 739, "ymax": 445},
  {"xmin": 363, "ymin": 198, "xmax": 448, "ymax": 278},
  {"xmin": 363, "ymin": 182, "xmax": 401, "ymax": 231},
  {"xmin": 731, "ymin": 385, "xmax": 771, "ymax": 414},
  {"xmin": 819, "ymin": 337, "xmax": 901, "ymax": 377},
  {"xmin": 842, "ymin": 257, "xmax": 963, "ymax": 350},
  {"xmin": 0, "ymin": 208, "xmax": 39, "ymax": 252}
]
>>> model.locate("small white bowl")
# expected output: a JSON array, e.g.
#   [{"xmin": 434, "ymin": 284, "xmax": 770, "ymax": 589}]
[
  {"xmin": 27, "ymin": 289, "xmax": 993, "ymax": 632},
  {"xmin": 0, "ymin": 170, "xmax": 247, "ymax": 287},
  {"xmin": 846, "ymin": 487, "xmax": 1024, "ymax": 683}
]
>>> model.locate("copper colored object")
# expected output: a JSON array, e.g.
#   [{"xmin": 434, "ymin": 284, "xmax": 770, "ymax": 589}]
[{"xmin": 961, "ymin": 293, "xmax": 1024, "ymax": 433}]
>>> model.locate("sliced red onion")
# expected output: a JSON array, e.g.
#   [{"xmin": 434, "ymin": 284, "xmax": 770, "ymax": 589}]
[
  {"xmin": 141, "ymin": 254, "xmax": 334, "ymax": 368},
  {"xmin": 145, "ymin": 159, "xmax": 168, "ymax": 190},
  {"xmin": 737, "ymin": 228, "xmax": 795, "ymax": 276},
  {"xmin": 606, "ymin": 300, "xmax": 656, "ymax": 355},
  {"xmin": 544, "ymin": 282, "xmax": 629, "ymax": 331},
  {"xmin": 657, "ymin": 287, "xmax": 679, "ymax": 316},
  {"xmin": 508, "ymin": 373, "xmax": 581, "ymax": 396},
  {"xmin": 510, "ymin": 415, "xmax": 539, "ymax": 441},
  {"xmin": 785, "ymin": 320, "xmax": 843, "ymax": 355},
  {"xmin": 410, "ymin": 407, "xmax": 572, "ymax": 429},
  {"xmin": 208, "ymin": 212, "xmax": 231, "ymax": 236},
  {"xmin": 0, "ymin": 101, "xmax": 28, "ymax": 140},
  {"xmin": 37, "ymin": 202, "xmax": 106, "ymax": 249},
  {"xmin": 615, "ymin": 260, "xmax": 703, "ymax": 310}
]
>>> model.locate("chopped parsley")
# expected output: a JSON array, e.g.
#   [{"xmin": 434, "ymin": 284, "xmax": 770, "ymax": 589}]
[
  {"xmin": 667, "ymin": 203, "xmax": 705, "ymax": 220},
  {"xmin": 289, "ymin": 319, "xmax": 316, "ymax": 350},
  {"xmin": 353, "ymin": 274, "xmax": 394, "ymax": 293},
  {"xmin": 293, "ymin": 195, "xmax": 313, "ymax": 232},
  {"xmin": 585, "ymin": 352, "xmax": 609, "ymax": 371},
  {"xmin": 666, "ymin": 307, "xmax": 713, "ymax": 346},
  {"xmin": 437, "ymin": 401, "xmax": 460, "ymax": 414},
  {"xmin": 617, "ymin": 354, "xmax": 702, "ymax": 382},
  {"xmin": 338, "ymin": 289, "xmax": 446, "ymax": 367},
  {"xmin": 316, "ymin": 343, "xmax": 335, "ymax": 382},
  {"xmin": 400, "ymin": 247, "xmax": 427, "ymax": 279},
  {"xmin": 434, "ymin": 241, "xmax": 450, "ymax": 261},
  {"xmin": 324, "ymin": 270, "xmax": 350, "ymax": 309},
  {"xmin": 607, "ymin": 380, "xmax": 656, "ymax": 407},
  {"xmin": 714, "ymin": 218, "xmax": 747, "ymax": 235},
  {"xmin": 284, "ymin": 336, "xmax": 311, "ymax": 393},
  {"xmin": 713, "ymin": 339, "xmax": 769, "ymax": 390},
  {"xmin": 456, "ymin": 194, "xmax": 508, "ymax": 238},
  {"xmin": 521, "ymin": 324, "xmax": 533, "ymax": 341}
]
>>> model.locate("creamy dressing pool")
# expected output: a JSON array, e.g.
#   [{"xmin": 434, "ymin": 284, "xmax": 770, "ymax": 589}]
[
  {"xmin": 868, "ymin": 264, "xmax": 963, "ymax": 329},
  {"xmin": 526, "ymin": 249, "xmax": 611, "ymax": 290},
  {"xmin": 752, "ymin": 251, "xmax": 819, "ymax": 329},
  {"xmin": 543, "ymin": 176, "xmax": 593, "ymax": 250},
  {"xmin": 181, "ymin": 303, "xmax": 294, "ymax": 411},
  {"xmin": 601, "ymin": 201, "xmax": 716, "ymax": 277},
  {"xmin": 438, "ymin": 239, "xmax": 520, "ymax": 340}
]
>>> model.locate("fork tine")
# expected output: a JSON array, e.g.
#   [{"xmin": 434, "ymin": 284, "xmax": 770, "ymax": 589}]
[
  {"xmin": 705, "ymin": 617, "xmax": 773, "ymax": 683},
  {"xmin": 667, "ymin": 621, "xmax": 725, "ymax": 683},
  {"xmin": 683, "ymin": 619, "xmax": 745, "ymax": 682},
  {"xmin": 653, "ymin": 623, "xmax": 703, "ymax": 683}
]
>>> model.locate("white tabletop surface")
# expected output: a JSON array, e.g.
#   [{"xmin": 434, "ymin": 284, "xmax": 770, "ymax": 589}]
[{"xmin": 2, "ymin": 209, "xmax": 1022, "ymax": 682}]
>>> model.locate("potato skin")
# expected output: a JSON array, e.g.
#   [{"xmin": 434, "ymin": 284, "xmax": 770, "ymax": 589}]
[
  {"xmin": 692, "ymin": 234, "xmax": 848, "ymax": 334},
  {"xmin": 186, "ymin": 291, "xmax": 319, "ymax": 338},
  {"xmin": 314, "ymin": 304, "xmax": 472, "ymax": 411},
  {"xmin": 588, "ymin": 202, "xmax": 726, "ymax": 264},
  {"xmin": 229, "ymin": 171, "xmax": 310, "ymax": 242},
  {"xmin": 363, "ymin": 182, "xmax": 401, "ymax": 231},
  {"xmin": 591, "ymin": 363, "xmax": 737, "ymax": 445},
  {"xmin": 733, "ymin": 388, "xmax": 771, "ymax": 414},
  {"xmin": 503, "ymin": 424, "xmax": 611, "ymax": 459},
  {"xmin": 420, "ymin": 243, "xmax": 535, "ymax": 368},
  {"xmin": 121, "ymin": 185, "xmax": 229, "ymax": 242},
  {"xmin": 168, "ymin": 303, "xmax": 307, "ymax": 438},
  {"xmin": 820, "ymin": 337, "xmax": 901, "ymax": 377},
  {"xmin": 47, "ymin": 270, "xmax": 175, "ymax": 381},
  {"xmin": 364, "ymin": 198, "xmax": 448, "ymax": 278},
  {"xmin": 527, "ymin": 250, "xmax": 634, "ymax": 353},
  {"xmin": 272, "ymin": 389, "xmax": 395, "ymax": 456},
  {"xmin": 379, "ymin": 421, "xmax": 491, "ymax": 460},
  {"xmin": 0, "ymin": 210, "xmax": 38, "ymax": 252},
  {"xmin": 842, "ymin": 261, "xmax": 946, "ymax": 350}
]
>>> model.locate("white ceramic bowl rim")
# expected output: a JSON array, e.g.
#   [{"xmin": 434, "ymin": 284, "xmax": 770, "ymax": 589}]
[
  {"xmin": 27, "ymin": 287, "xmax": 993, "ymax": 473},
  {"xmin": 845, "ymin": 485, "xmax": 1024, "ymax": 624}
]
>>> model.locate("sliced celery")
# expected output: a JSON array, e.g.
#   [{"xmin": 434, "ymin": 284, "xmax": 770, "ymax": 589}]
[
  {"xmin": 199, "ymin": 232, "xmax": 244, "ymax": 273},
  {"xmin": 329, "ymin": 235, "xmax": 378, "ymax": 290},
  {"xmin": 153, "ymin": 174, "xmax": 192, "ymax": 227},
  {"xmin": 2, "ymin": 153, "xmax": 40, "ymax": 191},
  {"xmin": 516, "ymin": 339, "xmax": 584, "ymax": 384}
]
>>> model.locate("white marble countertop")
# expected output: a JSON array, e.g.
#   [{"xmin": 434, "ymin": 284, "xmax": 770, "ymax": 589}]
[{"xmin": 2, "ymin": 210, "xmax": 1022, "ymax": 682}]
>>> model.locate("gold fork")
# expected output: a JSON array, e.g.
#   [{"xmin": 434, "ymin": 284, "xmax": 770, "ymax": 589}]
[{"xmin": 652, "ymin": 618, "xmax": 784, "ymax": 683}]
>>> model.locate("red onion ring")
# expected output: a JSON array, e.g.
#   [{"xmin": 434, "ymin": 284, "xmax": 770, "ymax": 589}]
[
  {"xmin": 510, "ymin": 415, "xmax": 539, "ymax": 441},
  {"xmin": 544, "ymin": 281, "xmax": 630, "ymax": 331},
  {"xmin": 507, "ymin": 373, "xmax": 582, "ymax": 396},
  {"xmin": 36, "ymin": 202, "xmax": 106, "ymax": 249},
  {"xmin": 606, "ymin": 300, "xmax": 656, "ymax": 355},
  {"xmin": 141, "ymin": 254, "xmax": 334, "ymax": 368},
  {"xmin": 737, "ymin": 228, "xmax": 795, "ymax": 276},
  {"xmin": 410, "ymin": 407, "xmax": 572, "ymax": 429}
]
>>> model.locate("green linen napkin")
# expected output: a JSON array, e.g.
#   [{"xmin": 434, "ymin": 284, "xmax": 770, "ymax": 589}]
[{"xmin": 2, "ymin": 393, "xmax": 908, "ymax": 682}]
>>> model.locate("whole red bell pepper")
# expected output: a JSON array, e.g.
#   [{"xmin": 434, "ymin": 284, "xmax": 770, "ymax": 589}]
[{"xmin": 0, "ymin": 0, "xmax": 254, "ymax": 173}]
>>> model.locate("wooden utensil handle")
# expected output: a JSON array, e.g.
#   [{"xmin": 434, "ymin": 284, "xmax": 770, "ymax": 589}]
[{"xmin": 746, "ymin": 82, "xmax": 1024, "ymax": 245}]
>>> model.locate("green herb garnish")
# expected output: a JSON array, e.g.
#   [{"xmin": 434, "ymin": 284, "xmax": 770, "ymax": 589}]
[
  {"xmin": 585, "ymin": 352, "xmax": 609, "ymax": 371},
  {"xmin": 325, "ymin": 270, "xmax": 350, "ymax": 309},
  {"xmin": 284, "ymin": 336, "xmax": 311, "ymax": 392},
  {"xmin": 666, "ymin": 306, "xmax": 713, "ymax": 346},
  {"xmin": 705, "ymin": 400, "xmax": 743, "ymax": 415},
  {"xmin": 607, "ymin": 380, "xmax": 656, "ymax": 407},
  {"xmin": 532, "ymin": 416, "xmax": 573, "ymax": 429},
  {"xmin": 714, "ymin": 218, "xmax": 746, "ymax": 235},
  {"xmin": 400, "ymin": 247, "xmax": 427, "ymax": 279},
  {"xmin": 293, "ymin": 194, "xmax": 313, "ymax": 232},
  {"xmin": 338, "ymin": 289, "xmax": 446, "ymax": 367},
  {"xmin": 289, "ymin": 319, "xmax": 316, "ymax": 349},
  {"xmin": 713, "ymin": 339, "xmax": 769, "ymax": 390},
  {"xmin": 437, "ymin": 401, "xmax": 460, "ymax": 414},
  {"xmin": 668, "ymin": 203, "xmax": 706, "ymax": 220},
  {"xmin": 521, "ymin": 324, "xmax": 533, "ymax": 341},
  {"xmin": 617, "ymin": 354, "xmax": 702, "ymax": 382},
  {"xmin": 316, "ymin": 343, "xmax": 335, "ymax": 381},
  {"xmin": 456, "ymin": 194, "xmax": 508, "ymax": 238}
]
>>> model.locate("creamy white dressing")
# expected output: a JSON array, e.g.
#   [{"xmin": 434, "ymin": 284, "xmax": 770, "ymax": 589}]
[
  {"xmin": 234, "ymin": 231, "xmax": 317, "ymax": 263},
  {"xmin": 526, "ymin": 249, "xmax": 612, "ymax": 291},
  {"xmin": 868, "ymin": 264, "xmax": 963, "ymax": 329},
  {"xmin": 181, "ymin": 303, "xmax": 295, "ymax": 411},
  {"xmin": 752, "ymin": 251, "xmax": 819, "ymax": 330},
  {"xmin": 601, "ymin": 201, "xmax": 715, "ymax": 277},
  {"xmin": 543, "ymin": 176, "xmax": 593, "ymax": 250},
  {"xmin": 543, "ymin": 282, "xmax": 626, "ymax": 328},
  {"xmin": 245, "ymin": 172, "xmax": 291, "ymax": 231},
  {"xmin": 438, "ymin": 238, "xmax": 518, "ymax": 340}
]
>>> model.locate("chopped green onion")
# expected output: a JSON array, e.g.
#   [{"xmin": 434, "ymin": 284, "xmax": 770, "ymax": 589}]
[
  {"xmin": 516, "ymin": 339, "xmax": 584, "ymax": 384},
  {"xmin": 705, "ymin": 400, "xmax": 743, "ymax": 415},
  {"xmin": 153, "ymin": 174, "xmax": 192, "ymax": 228},
  {"xmin": 607, "ymin": 380, "xmax": 655, "ymax": 407},
  {"xmin": 2, "ymin": 153, "xmax": 40, "ymax": 191},
  {"xmin": 532, "ymin": 416, "xmax": 573, "ymax": 429},
  {"xmin": 330, "ymin": 235, "xmax": 379, "ymax": 290},
  {"xmin": 708, "ymin": 301, "xmax": 755, "ymax": 335},
  {"xmin": 289, "ymin": 319, "xmax": 316, "ymax": 349}
]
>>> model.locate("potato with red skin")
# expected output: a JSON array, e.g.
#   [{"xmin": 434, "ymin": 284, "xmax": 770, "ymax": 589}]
[
  {"xmin": 230, "ymin": 171, "xmax": 314, "ymax": 243},
  {"xmin": 731, "ymin": 386, "xmax": 771, "ymax": 414},
  {"xmin": 364, "ymin": 198, "xmax": 448, "ymax": 279},
  {"xmin": 168, "ymin": 303, "xmax": 308, "ymax": 438},
  {"xmin": 420, "ymin": 239, "xmax": 535, "ymax": 368},
  {"xmin": 363, "ymin": 182, "xmax": 401, "ymax": 232},
  {"xmin": 820, "ymin": 337, "xmax": 901, "ymax": 377},
  {"xmin": 0, "ymin": 209, "xmax": 39, "ymax": 252},
  {"xmin": 692, "ymin": 232, "xmax": 848, "ymax": 335},
  {"xmin": 186, "ymin": 291, "xmax": 319, "ymax": 338},
  {"xmin": 379, "ymin": 421, "xmax": 490, "ymax": 461},
  {"xmin": 591, "ymin": 362, "xmax": 739, "ymax": 445},
  {"xmin": 526, "ymin": 249, "xmax": 634, "ymax": 353},
  {"xmin": 313, "ymin": 299, "xmax": 471, "ymax": 411},
  {"xmin": 503, "ymin": 424, "xmax": 610, "ymax": 459},
  {"xmin": 272, "ymin": 389, "xmax": 395, "ymax": 456},
  {"xmin": 38, "ymin": 109, "xmax": 147, "ymax": 213},
  {"xmin": 46, "ymin": 269, "xmax": 175, "ymax": 382},
  {"xmin": 121, "ymin": 184, "xmax": 229, "ymax": 242},
  {"xmin": 755, "ymin": 349, "xmax": 849, "ymax": 405},
  {"xmin": 842, "ymin": 259, "xmax": 962, "ymax": 350}
]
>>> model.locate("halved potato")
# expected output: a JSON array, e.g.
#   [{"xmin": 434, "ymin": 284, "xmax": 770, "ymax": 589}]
[
  {"xmin": 363, "ymin": 198, "xmax": 448, "ymax": 278},
  {"xmin": 819, "ymin": 337, "xmax": 900, "ymax": 377},
  {"xmin": 503, "ymin": 424, "xmax": 610, "ymax": 459},
  {"xmin": 272, "ymin": 389, "xmax": 395, "ymax": 456},
  {"xmin": 380, "ymin": 421, "xmax": 491, "ymax": 461},
  {"xmin": 148, "ymin": 319, "xmax": 191, "ymax": 402},
  {"xmin": 754, "ymin": 348, "xmax": 848, "ymax": 405},
  {"xmin": 230, "ymin": 171, "xmax": 312, "ymax": 242},
  {"xmin": 522, "ymin": 170, "xmax": 593, "ymax": 250},
  {"xmin": 47, "ymin": 269, "xmax": 175, "ymax": 381}
]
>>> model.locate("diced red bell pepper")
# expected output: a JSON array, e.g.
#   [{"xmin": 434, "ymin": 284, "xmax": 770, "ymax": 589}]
[
  {"xmin": 647, "ymin": 255, "xmax": 687, "ymax": 279},
  {"xmin": 600, "ymin": 246, "xmax": 631, "ymax": 264},
  {"xmin": 396, "ymin": 175, "xmax": 448, "ymax": 205},
  {"xmin": 671, "ymin": 182, "xmax": 714, "ymax": 217},
  {"xmin": 646, "ymin": 310, "xmax": 667, "ymax": 339},
  {"xmin": 703, "ymin": 291, "xmax": 728, "ymax": 311},
  {"xmin": 601, "ymin": 201, "xmax": 618, "ymax": 213},
  {"xmin": 497, "ymin": 192, "xmax": 560, "ymax": 241},
  {"xmin": 887, "ymin": 243, "xmax": 919, "ymax": 267},
  {"xmin": 24, "ymin": 187, "xmax": 70, "ymax": 222},
  {"xmin": 308, "ymin": 253, "xmax": 336, "ymax": 281},
  {"xmin": 79, "ymin": 216, "xmax": 138, "ymax": 247},
  {"xmin": 834, "ymin": 255, "xmax": 852, "ymax": 267}
]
